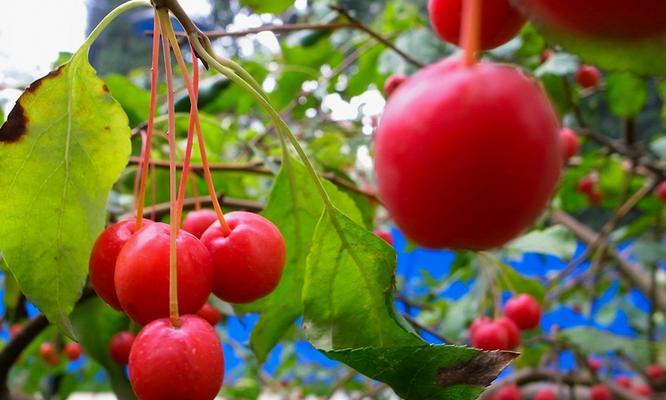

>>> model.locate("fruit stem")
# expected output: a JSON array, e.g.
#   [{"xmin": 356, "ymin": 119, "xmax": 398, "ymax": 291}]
[
  {"xmin": 135, "ymin": 12, "xmax": 162, "ymax": 230},
  {"xmin": 157, "ymin": 9, "xmax": 181, "ymax": 328},
  {"xmin": 461, "ymin": 0, "xmax": 481, "ymax": 67},
  {"xmin": 163, "ymin": 19, "xmax": 232, "ymax": 236},
  {"xmin": 189, "ymin": 35, "xmax": 335, "ymax": 211},
  {"xmin": 173, "ymin": 48, "xmax": 199, "ymax": 227},
  {"xmin": 81, "ymin": 0, "xmax": 151, "ymax": 52}
]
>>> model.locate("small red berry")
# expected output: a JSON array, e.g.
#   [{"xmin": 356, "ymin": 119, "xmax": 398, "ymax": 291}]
[
  {"xmin": 129, "ymin": 315, "xmax": 224, "ymax": 400},
  {"xmin": 560, "ymin": 128, "xmax": 580, "ymax": 161},
  {"xmin": 615, "ymin": 376, "xmax": 632, "ymax": 388},
  {"xmin": 373, "ymin": 229, "xmax": 394, "ymax": 246},
  {"xmin": 469, "ymin": 316, "xmax": 492, "ymax": 338},
  {"xmin": 496, "ymin": 317, "xmax": 521, "ymax": 349},
  {"xmin": 587, "ymin": 357, "xmax": 602, "ymax": 373},
  {"xmin": 115, "ymin": 223, "xmax": 214, "ymax": 325},
  {"xmin": 534, "ymin": 388, "xmax": 556, "ymax": 400},
  {"xmin": 64, "ymin": 343, "xmax": 82, "ymax": 361},
  {"xmin": 497, "ymin": 384, "xmax": 522, "ymax": 400},
  {"xmin": 646, "ymin": 363, "xmax": 666, "ymax": 381},
  {"xmin": 577, "ymin": 176, "xmax": 597, "ymax": 195},
  {"xmin": 540, "ymin": 50, "xmax": 554, "ymax": 64},
  {"xmin": 590, "ymin": 385, "xmax": 612, "ymax": 400},
  {"xmin": 89, "ymin": 219, "xmax": 153, "ymax": 310},
  {"xmin": 201, "ymin": 212, "xmax": 286, "ymax": 304},
  {"xmin": 471, "ymin": 321, "xmax": 509, "ymax": 351},
  {"xmin": 504, "ymin": 294, "xmax": 541, "ymax": 330},
  {"xmin": 656, "ymin": 182, "xmax": 666, "ymax": 202},
  {"xmin": 428, "ymin": 0, "xmax": 525, "ymax": 50},
  {"xmin": 109, "ymin": 331, "xmax": 135, "ymax": 365},
  {"xmin": 196, "ymin": 304, "xmax": 222, "ymax": 326},
  {"xmin": 183, "ymin": 209, "xmax": 218, "ymax": 239},
  {"xmin": 633, "ymin": 384, "xmax": 653, "ymax": 397},
  {"xmin": 383, "ymin": 75, "xmax": 408, "ymax": 97},
  {"xmin": 587, "ymin": 189, "xmax": 604, "ymax": 206},
  {"xmin": 39, "ymin": 342, "xmax": 60, "ymax": 366},
  {"xmin": 576, "ymin": 65, "xmax": 602, "ymax": 89}
]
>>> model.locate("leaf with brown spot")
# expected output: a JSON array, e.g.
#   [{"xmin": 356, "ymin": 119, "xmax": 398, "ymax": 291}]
[
  {"xmin": 302, "ymin": 210, "xmax": 515, "ymax": 399},
  {"xmin": 0, "ymin": 44, "xmax": 131, "ymax": 338}
]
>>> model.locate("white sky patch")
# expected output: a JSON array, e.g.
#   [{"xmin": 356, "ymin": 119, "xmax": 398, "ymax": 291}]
[{"xmin": 322, "ymin": 90, "xmax": 386, "ymax": 121}]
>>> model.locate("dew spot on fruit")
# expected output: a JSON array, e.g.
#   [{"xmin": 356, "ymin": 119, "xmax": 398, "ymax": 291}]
[{"xmin": 435, "ymin": 351, "xmax": 517, "ymax": 388}]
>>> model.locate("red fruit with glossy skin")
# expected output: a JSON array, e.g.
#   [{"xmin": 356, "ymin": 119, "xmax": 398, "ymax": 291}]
[
  {"xmin": 373, "ymin": 229, "xmax": 394, "ymax": 246},
  {"xmin": 375, "ymin": 59, "xmax": 561, "ymax": 250},
  {"xmin": 656, "ymin": 182, "xmax": 666, "ymax": 202},
  {"xmin": 576, "ymin": 176, "xmax": 597, "ymax": 195},
  {"xmin": 383, "ymin": 75, "xmax": 408, "ymax": 97},
  {"xmin": 496, "ymin": 317, "xmax": 521, "ymax": 349},
  {"xmin": 39, "ymin": 342, "xmax": 59, "ymax": 366},
  {"xmin": 64, "ymin": 343, "xmax": 82, "ymax": 361},
  {"xmin": 196, "ymin": 304, "xmax": 222, "ymax": 326},
  {"xmin": 109, "ymin": 331, "xmax": 135, "ymax": 365},
  {"xmin": 590, "ymin": 385, "xmax": 612, "ymax": 400},
  {"xmin": 129, "ymin": 315, "xmax": 224, "ymax": 400},
  {"xmin": 560, "ymin": 128, "xmax": 580, "ymax": 161},
  {"xmin": 646, "ymin": 364, "xmax": 666, "ymax": 381},
  {"xmin": 497, "ymin": 384, "xmax": 523, "ymax": 400},
  {"xmin": 534, "ymin": 388, "xmax": 556, "ymax": 400},
  {"xmin": 471, "ymin": 321, "xmax": 509, "ymax": 351},
  {"xmin": 115, "ymin": 223, "xmax": 214, "ymax": 325},
  {"xmin": 428, "ymin": 0, "xmax": 525, "ymax": 50},
  {"xmin": 469, "ymin": 316, "xmax": 492, "ymax": 337},
  {"xmin": 89, "ymin": 219, "xmax": 152, "ymax": 310},
  {"xmin": 201, "ymin": 212, "xmax": 286, "ymax": 304},
  {"xmin": 587, "ymin": 190, "xmax": 604, "ymax": 206},
  {"xmin": 588, "ymin": 357, "xmax": 602, "ymax": 373},
  {"xmin": 183, "ymin": 209, "xmax": 218, "ymax": 239},
  {"xmin": 512, "ymin": 0, "xmax": 666, "ymax": 41},
  {"xmin": 634, "ymin": 385, "xmax": 653, "ymax": 397},
  {"xmin": 615, "ymin": 376, "xmax": 632, "ymax": 388},
  {"xmin": 575, "ymin": 65, "xmax": 602, "ymax": 90},
  {"xmin": 505, "ymin": 294, "xmax": 541, "ymax": 330}
]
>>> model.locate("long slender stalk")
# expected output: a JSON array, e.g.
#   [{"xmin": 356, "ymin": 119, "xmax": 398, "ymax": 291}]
[
  {"xmin": 174, "ymin": 48, "xmax": 200, "ymax": 226},
  {"xmin": 135, "ymin": 13, "xmax": 162, "ymax": 229},
  {"xmin": 162, "ymin": 19, "xmax": 232, "ymax": 235},
  {"xmin": 157, "ymin": 9, "xmax": 181, "ymax": 328},
  {"xmin": 461, "ymin": 0, "xmax": 481, "ymax": 67},
  {"xmin": 189, "ymin": 36, "xmax": 335, "ymax": 211}
]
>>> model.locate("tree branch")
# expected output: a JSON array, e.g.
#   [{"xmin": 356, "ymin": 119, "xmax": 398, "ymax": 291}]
[{"xmin": 550, "ymin": 211, "xmax": 666, "ymax": 314}]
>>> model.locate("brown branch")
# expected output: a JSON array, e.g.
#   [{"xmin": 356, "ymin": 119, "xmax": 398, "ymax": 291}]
[
  {"xmin": 481, "ymin": 368, "xmax": 643, "ymax": 400},
  {"xmin": 127, "ymin": 158, "xmax": 381, "ymax": 203},
  {"xmin": 550, "ymin": 211, "xmax": 666, "ymax": 314},
  {"xmin": 330, "ymin": 5, "xmax": 425, "ymax": 68},
  {"xmin": 0, "ymin": 288, "xmax": 96, "ymax": 399},
  {"xmin": 169, "ymin": 22, "xmax": 356, "ymax": 39}
]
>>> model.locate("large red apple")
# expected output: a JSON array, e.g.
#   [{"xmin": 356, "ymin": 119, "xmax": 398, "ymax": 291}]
[
  {"xmin": 429, "ymin": 0, "xmax": 525, "ymax": 50},
  {"xmin": 374, "ymin": 58, "xmax": 561, "ymax": 250},
  {"xmin": 512, "ymin": 0, "xmax": 666, "ymax": 41}
]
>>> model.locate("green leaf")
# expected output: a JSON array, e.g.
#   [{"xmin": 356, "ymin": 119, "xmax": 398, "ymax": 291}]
[
  {"xmin": 246, "ymin": 157, "xmax": 363, "ymax": 361},
  {"xmin": 239, "ymin": 0, "xmax": 293, "ymax": 14},
  {"xmin": 327, "ymin": 346, "xmax": 515, "ymax": 400},
  {"xmin": 71, "ymin": 298, "xmax": 135, "ymax": 399},
  {"xmin": 303, "ymin": 208, "xmax": 419, "ymax": 349},
  {"xmin": 505, "ymin": 225, "xmax": 576, "ymax": 261},
  {"xmin": 104, "ymin": 74, "xmax": 150, "ymax": 127},
  {"xmin": 559, "ymin": 327, "xmax": 650, "ymax": 364},
  {"xmin": 302, "ymin": 209, "xmax": 516, "ymax": 399},
  {"xmin": 0, "ymin": 106, "xmax": 4, "ymax": 124},
  {"xmin": 605, "ymin": 73, "xmax": 648, "ymax": 118},
  {"xmin": 496, "ymin": 260, "xmax": 546, "ymax": 304},
  {"xmin": 0, "ymin": 47, "xmax": 131, "ymax": 337}
]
